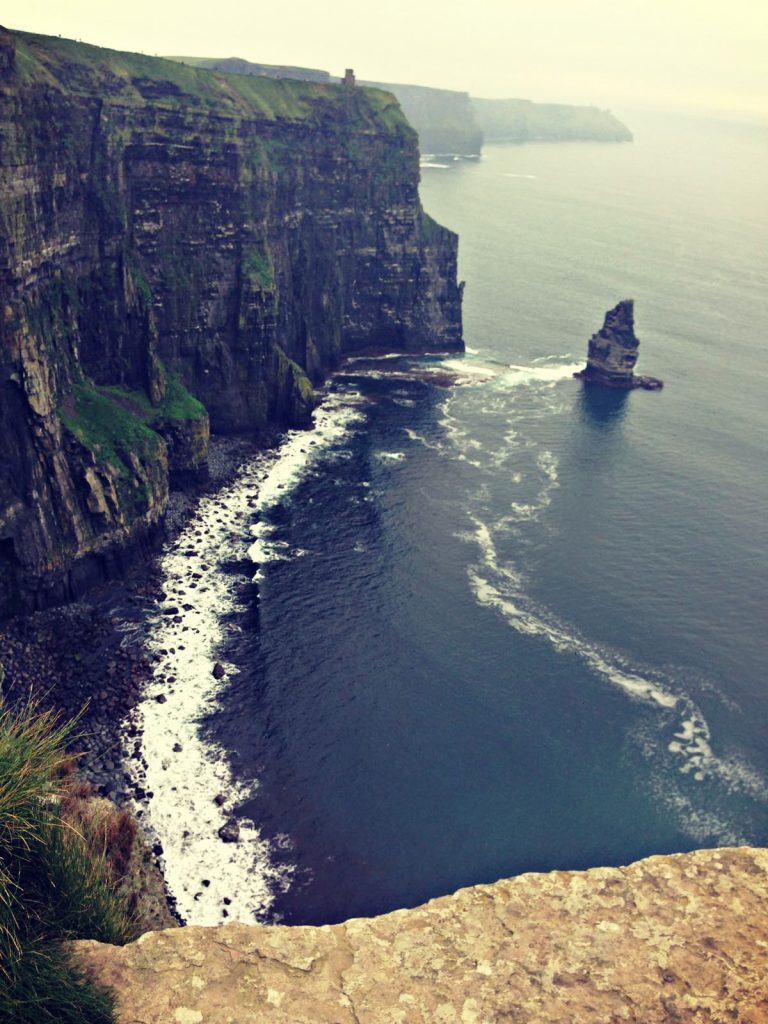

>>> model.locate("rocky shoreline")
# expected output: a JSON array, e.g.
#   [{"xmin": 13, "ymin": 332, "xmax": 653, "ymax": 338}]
[{"xmin": 0, "ymin": 435, "xmax": 268, "ymax": 918}]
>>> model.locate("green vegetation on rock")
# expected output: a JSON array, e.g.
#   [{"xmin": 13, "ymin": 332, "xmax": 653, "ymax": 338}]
[
  {"xmin": 155, "ymin": 375, "xmax": 208, "ymax": 422},
  {"xmin": 243, "ymin": 249, "xmax": 275, "ymax": 290},
  {"xmin": 12, "ymin": 31, "xmax": 409, "ymax": 132},
  {"xmin": 0, "ymin": 700, "xmax": 136, "ymax": 1023},
  {"xmin": 103, "ymin": 373, "xmax": 208, "ymax": 426},
  {"xmin": 58, "ymin": 382, "xmax": 166, "ymax": 478}
]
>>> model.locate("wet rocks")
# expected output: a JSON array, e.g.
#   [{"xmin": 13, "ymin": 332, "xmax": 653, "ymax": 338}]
[
  {"xmin": 574, "ymin": 300, "xmax": 663, "ymax": 390},
  {"xmin": 212, "ymin": 662, "xmax": 226, "ymax": 679},
  {"xmin": 217, "ymin": 819, "xmax": 240, "ymax": 844}
]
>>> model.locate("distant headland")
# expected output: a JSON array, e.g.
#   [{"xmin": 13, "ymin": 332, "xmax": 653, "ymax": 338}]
[{"xmin": 165, "ymin": 55, "xmax": 633, "ymax": 158}]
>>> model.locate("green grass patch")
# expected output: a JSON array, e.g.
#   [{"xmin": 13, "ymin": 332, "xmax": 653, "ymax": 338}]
[
  {"xmin": 102, "ymin": 373, "xmax": 207, "ymax": 425},
  {"xmin": 0, "ymin": 699, "xmax": 136, "ymax": 1022},
  {"xmin": 58, "ymin": 382, "xmax": 165, "ymax": 478},
  {"xmin": 9, "ymin": 30, "xmax": 409, "ymax": 133},
  {"xmin": 155, "ymin": 375, "xmax": 207, "ymax": 422},
  {"xmin": 243, "ymin": 249, "xmax": 274, "ymax": 290}
]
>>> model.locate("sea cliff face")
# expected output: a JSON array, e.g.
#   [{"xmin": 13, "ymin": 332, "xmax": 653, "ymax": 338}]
[
  {"xmin": 362, "ymin": 81, "xmax": 484, "ymax": 157},
  {"xmin": 168, "ymin": 57, "xmax": 633, "ymax": 157},
  {"xmin": 472, "ymin": 97, "xmax": 633, "ymax": 143},
  {"xmin": 0, "ymin": 29, "xmax": 463, "ymax": 617}
]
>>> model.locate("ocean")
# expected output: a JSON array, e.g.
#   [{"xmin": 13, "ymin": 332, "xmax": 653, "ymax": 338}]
[{"xmin": 127, "ymin": 110, "xmax": 768, "ymax": 926}]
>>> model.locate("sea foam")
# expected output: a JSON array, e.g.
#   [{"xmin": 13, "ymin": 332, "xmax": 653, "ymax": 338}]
[{"xmin": 125, "ymin": 388, "xmax": 367, "ymax": 925}]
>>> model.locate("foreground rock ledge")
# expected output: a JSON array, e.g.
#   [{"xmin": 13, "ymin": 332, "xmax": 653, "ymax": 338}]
[{"xmin": 75, "ymin": 847, "xmax": 768, "ymax": 1023}]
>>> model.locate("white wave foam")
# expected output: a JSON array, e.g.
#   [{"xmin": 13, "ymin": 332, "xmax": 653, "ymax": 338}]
[
  {"xmin": 377, "ymin": 451, "xmax": 406, "ymax": 462},
  {"xmin": 252, "ymin": 394, "xmax": 367, "ymax": 519},
  {"xmin": 403, "ymin": 427, "xmax": 443, "ymax": 452},
  {"xmin": 504, "ymin": 173, "xmax": 538, "ymax": 179},
  {"xmin": 125, "ymin": 389, "xmax": 368, "ymax": 926},
  {"xmin": 465, "ymin": 512, "xmax": 768, "ymax": 805},
  {"xmin": 440, "ymin": 358, "xmax": 499, "ymax": 382},
  {"xmin": 503, "ymin": 361, "xmax": 583, "ymax": 387},
  {"xmin": 345, "ymin": 352, "xmax": 405, "ymax": 363}
]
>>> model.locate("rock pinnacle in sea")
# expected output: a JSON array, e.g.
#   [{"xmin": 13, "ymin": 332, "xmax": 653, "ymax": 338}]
[{"xmin": 574, "ymin": 300, "xmax": 663, "ymax": 390}]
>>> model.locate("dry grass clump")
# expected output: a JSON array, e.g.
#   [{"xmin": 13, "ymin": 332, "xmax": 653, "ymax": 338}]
[{"xmin": 0, "ymin": 699, "xmax": 138, "ymax": 1023}]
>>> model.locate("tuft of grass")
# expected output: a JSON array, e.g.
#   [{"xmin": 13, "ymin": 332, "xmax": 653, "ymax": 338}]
[{"xmin": 0, "ymin": 699, "xmax": 137, "ymax": 1022}]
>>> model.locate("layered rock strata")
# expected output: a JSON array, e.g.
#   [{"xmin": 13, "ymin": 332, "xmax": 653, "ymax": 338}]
[
  {"xmin": 0, "ymin": 29, "xmax": 462, "ymax": 616},
  {"xmin": 75, "ymin": 846, "xmax": 768, "ymax": 1023},
  {"xmin": 574, "ymin": 300, "xmax": 663, "ymax": 390}
]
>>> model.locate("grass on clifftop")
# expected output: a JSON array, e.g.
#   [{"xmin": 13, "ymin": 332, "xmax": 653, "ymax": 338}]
[
  {"xmin": 10, "ymin": 29, "xmax": 408, "ymax": 132},
  {"xmin": 0, "ymin": 700, "xmax": 137, "ymax": 1023}
]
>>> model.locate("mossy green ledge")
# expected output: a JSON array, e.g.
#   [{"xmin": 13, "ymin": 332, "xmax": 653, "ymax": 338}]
[{"xmin": 0, "ymin": 27, "xmax": 463, "ymax": 616}]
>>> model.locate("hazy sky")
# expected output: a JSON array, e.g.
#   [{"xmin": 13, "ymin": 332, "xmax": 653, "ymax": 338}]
[{"xmin": 4, "ymin": 0, "xmax": 767, "ymax": 120}]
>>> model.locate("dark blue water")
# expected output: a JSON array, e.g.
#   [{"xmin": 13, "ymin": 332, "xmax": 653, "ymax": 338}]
[{"xmin": 148, "ymin": 112, "xmax": 768, "ymax": 926}]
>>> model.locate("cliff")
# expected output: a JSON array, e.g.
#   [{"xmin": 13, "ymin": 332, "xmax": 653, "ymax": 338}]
[
  {"xmin": 75, "ymin": 846, "xmax": 768, "ymax": 1023},
  {"xmin": 168, "ymin": 60, "xmax": 484, "ymax": 157},
  {"xmin": 472, "ymin": 96, "xmax": 633, "ymax": 143},
  {"xmin": 166, "ymin": 55, "xmax": 330, "ymax": 83},
  {"xmin": 362, "ymin": 81, "xmax": 483, "ymax": 157},
  {"xmin": 0, "ymin": 28, "xmax": 462, "ymax": 618},
  {"xmin": 167, "ymin": 59, "xmax": 633, "ymax": 156},
  {"xmin": 574, "ymin": 300, "xmax": 663, "ymax": 390}
]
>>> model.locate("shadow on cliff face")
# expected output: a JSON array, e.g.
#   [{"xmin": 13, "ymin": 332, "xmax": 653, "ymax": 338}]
[{"xmin": 577, "ymin": 384, "xmax": 629, "ymax": 429}]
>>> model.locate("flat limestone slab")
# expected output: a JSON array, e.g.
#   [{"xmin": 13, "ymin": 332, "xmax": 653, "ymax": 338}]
[{"xmin": 75, "ymin": 847, "xmax": 768, "ymax": 1023}]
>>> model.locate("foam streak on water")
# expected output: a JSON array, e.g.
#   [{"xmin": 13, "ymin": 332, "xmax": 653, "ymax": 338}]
[
  {"xmin": 465, "ymin": 508, "xmax": 768, "ymax": 841},
  {"xmin": 126, "ymin": 389, "xmax": 367, "ymax": 925},
  {"xmin": 431, "ymin": 353, "xmax": 768, "ymax": 845}
]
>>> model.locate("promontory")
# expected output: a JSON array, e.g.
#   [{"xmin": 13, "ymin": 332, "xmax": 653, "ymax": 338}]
[{"xmin": 0, "ymin": 28, "xmax": 463, "ymax": 618}]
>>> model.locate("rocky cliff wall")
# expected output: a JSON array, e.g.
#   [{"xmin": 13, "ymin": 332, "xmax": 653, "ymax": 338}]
[
  {"xmin": 472, "ymin": 96, "xmax": 633, "ymax": 143},
  {"xmin": 75, "ymin": 846, "xmax": 768, "ymax": 1023},
  {"xmin": 165, "ymin": 58, "xmax": 636, "ymax": 156},
  {"xmin": 0, "ymin": 29, "xmax": 462, "ymax": 616},
  {"xmin": 362, "ymin": 81, "xmax": 484, "ymax": 157}
]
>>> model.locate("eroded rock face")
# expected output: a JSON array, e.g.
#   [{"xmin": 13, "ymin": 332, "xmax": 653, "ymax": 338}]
[
  {"xmin": 0, "ymin": 30, "xmax": 463, "ymax": 616},
  {"xmin": 574, "ymin": 300, "xmax": 662, "ymax": 390},
  {"xmin": 75, "ymin": 847, "xmax": 768, "ymax": 1023}
]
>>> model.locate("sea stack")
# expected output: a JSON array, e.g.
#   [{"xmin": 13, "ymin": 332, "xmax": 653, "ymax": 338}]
[{"xmin": 574, "ymin": 300, "xmax": 663, "ymax": 390}]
